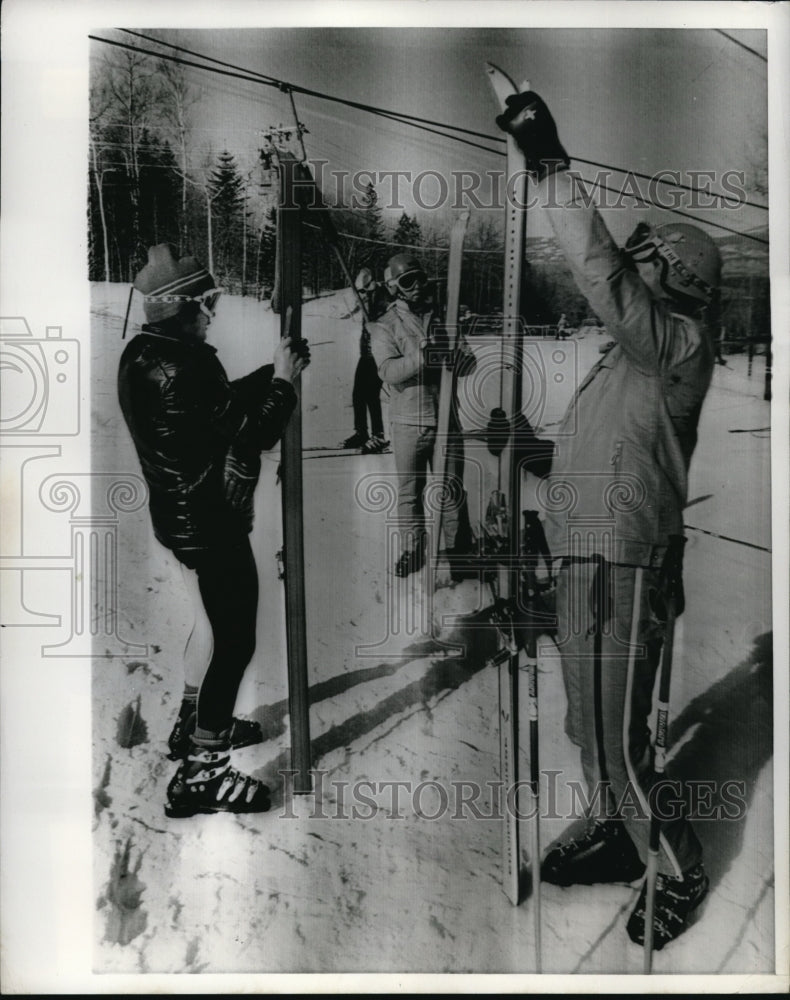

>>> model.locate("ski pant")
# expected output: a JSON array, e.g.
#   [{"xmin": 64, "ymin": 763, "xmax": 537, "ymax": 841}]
[
  {"xmin": 554, "ymin": 558, "xmax": 703, "ymax": 877},
  {"xmin": 390, "ymin": 421, "xmax": 473, "ymax": 553},
  {"xmin": 177, "ymin": 536, "xmax": 259, "ymax": 738},
  {"xmin": 353, "ymin": 356, "xmax": 384, "ymax": 439}
]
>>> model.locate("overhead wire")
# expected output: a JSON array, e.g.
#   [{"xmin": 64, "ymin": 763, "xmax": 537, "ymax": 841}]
[
  {"xmin": 715, "ymin": 29, "xmax": 768, "ymax": 63},
  {"xmin": 104, "ymin": 29, "xmax": 770, "ymax": 213},
  {"xmin": 89, "ymin": 31, "xmax": 769, "ymax": 243}
]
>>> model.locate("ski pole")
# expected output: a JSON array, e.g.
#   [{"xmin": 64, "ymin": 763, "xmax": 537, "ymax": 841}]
[
  {"xmin": 520, "ymin": 510, "xmax": 554, "ymax": 973},
  {"xmin": 121, "ymin": 285, "xmax": 134, "ymax": 340},
  {"xmin": 525, "ymin": 623, "xmax": 541, "ymax": 971},
  {"xmin": 643, "ymin": 536, "xmax": 685, "ymax": 973}
]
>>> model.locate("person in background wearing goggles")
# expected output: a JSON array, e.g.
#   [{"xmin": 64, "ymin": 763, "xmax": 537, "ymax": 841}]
[
  {"xmin": 496, "ymin": 91, "xmax": 721, "ymax": 951},
  {"xmin": 118, "ymin": 243, "xmax": 309, "ymax": 818},
  {"xmin": 370, "ymin": 253, "xmax": 476, "ymax": 579},
  {"xmin": 338, "ymin": 267, "xmax": 390, "ymax": 453}
]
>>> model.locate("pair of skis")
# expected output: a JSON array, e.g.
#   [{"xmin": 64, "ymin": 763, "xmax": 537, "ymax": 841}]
[{"xmin": 485, "ymin": 63, "xmax": 545, "ymax": 971}]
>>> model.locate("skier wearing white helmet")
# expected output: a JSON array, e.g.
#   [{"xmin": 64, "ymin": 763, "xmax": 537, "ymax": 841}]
[
  {"xmin": 370, "ymin": 253, "xmax": 476, "ymax": 577},
  {"xmin": 496, "ymin": 90, "xmax": 721, "ymax": 950}
]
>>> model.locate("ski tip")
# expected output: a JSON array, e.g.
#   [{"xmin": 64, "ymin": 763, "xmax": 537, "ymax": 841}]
[{"xmin": 485, "ymin": 62, "xmax": 520, "ymax": 98}]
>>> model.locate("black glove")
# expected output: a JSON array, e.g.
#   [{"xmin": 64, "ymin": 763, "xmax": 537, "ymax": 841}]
[
  {"xmin": 495, "ymin": 91, "xmax": 570, "ymax": 182},
  {"xmin": 294, "ymin": 337, "xmax": 311, "ymax": 363},
  {"xmin": 224, "ymin": 448, "xmax": 261, "ymax": 528}
]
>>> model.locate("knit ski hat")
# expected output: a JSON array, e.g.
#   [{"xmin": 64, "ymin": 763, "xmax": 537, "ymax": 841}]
[{"xmin": 134, "ymin": 244, "xmax": 216, "ymax": 323}]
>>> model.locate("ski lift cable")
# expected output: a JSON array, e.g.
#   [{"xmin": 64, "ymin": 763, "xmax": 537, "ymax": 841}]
[
  {"xmin": 99, "ymin": 31, "xmax": 769, "ymax": 213},
  {"xmin": 90, "ymin": 33, "xmax": 770, "ymax": 243},
  {"xmin": 714, "ymin": 30, "xmax": 768, "ymax": 63}
]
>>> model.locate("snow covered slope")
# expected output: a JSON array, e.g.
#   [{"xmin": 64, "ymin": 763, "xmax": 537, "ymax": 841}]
[{"xmin": 90, "ymin": 284, "xmax": 774, "ymax": 976}]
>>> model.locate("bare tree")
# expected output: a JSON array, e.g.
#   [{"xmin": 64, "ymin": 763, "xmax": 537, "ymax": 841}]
[
  {"xmin": 100, "ymin": 48, "xmax": 159, "ymax": 272},
  {"xmin": 156, "ymin": 52, "xmax": 202, "ymax": 252},
  {"xmin": 89, "ymin": 82, "xmax": 117, "ymax": 281}
]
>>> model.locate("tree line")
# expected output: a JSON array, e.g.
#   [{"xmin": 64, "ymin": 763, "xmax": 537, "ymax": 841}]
[
  {"xmin": 89, "ymin": 43, "xmax": 764, "ymax": 340},
  {"xmin": 89, "ymin": 44, "xmax": 588, "ymax": 323}
]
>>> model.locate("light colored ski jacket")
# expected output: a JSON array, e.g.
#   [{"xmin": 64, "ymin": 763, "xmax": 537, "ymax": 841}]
[
  {"xmin": 370, "ymin": 299, "xmax": 474, "ymax": 426},
  {"xmin": 538, "ymin": 170, "xmax": 715, "ymax": 566}
]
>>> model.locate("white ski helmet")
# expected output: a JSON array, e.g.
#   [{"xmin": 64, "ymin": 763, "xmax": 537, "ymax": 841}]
[{"xmin": 625, "ymin": 222, "xmax": 721, "ymax": 304}]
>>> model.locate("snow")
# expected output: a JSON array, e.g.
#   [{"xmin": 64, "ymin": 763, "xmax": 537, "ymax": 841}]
[{"xmin": 90, "ymin": 283, "xmax": 773, "ymax": 976}]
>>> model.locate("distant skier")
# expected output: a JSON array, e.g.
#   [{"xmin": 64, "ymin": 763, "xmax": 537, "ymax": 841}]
[
  {"xmin": 497, "ymin": 92, "xmax": 721, "ymax": 949},
  {"xmin": 339, "ymin": 267, "xmax": 390, "ymax": 454},
  {"xmin": 118, "ymin": 244, "xmax": 309, "ymax": 817},
  {"xmin": 370, "ymin": 253, "xmax": 476, "ymax": 577}
]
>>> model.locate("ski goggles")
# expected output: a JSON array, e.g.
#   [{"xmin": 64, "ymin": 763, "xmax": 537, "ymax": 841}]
[
  {"xmin": 389, "ymin": 269, "xmax": 427, "ymax": 293},
  {"xmin": 624, "ymin": 223, "xmax": 713, "ymax": 302},
  {"xmin": 145, "ymin": 287, "xmax": 224, "ymax": 319}
]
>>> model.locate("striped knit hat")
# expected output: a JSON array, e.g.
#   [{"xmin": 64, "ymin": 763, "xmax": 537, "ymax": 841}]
[{"xmin": 134, "ymin": 244, "xmax": 216, "ymax": 323}]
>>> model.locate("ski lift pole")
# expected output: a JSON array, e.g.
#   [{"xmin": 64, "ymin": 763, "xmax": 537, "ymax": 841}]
[{"xmin": 277, "ymin": 151, "xmax": 312, "ymax": 795}]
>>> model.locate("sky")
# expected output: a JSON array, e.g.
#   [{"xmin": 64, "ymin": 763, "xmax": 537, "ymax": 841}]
[{"xmin": 89, "ymin": 26, "xmax": 769, "ymax": 245}]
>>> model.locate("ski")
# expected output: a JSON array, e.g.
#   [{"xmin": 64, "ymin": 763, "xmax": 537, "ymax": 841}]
[
  {"xmin": 485, "ymin": 62, "xmax": 530, "ymax": 912},
  {"xmin": 304, "ymin": 443, "xmax": 391, "ymax": 453},
  {"xmin": 273, "ymin": 146, "xmax": 312, "ymax": 795},
  {"xmin": 302, "ymin": 447, "xmax": 392, "ymax": 460},
  {"xmin": 431, "ymin": 210, "xmax": 470, "ymax": 571}
]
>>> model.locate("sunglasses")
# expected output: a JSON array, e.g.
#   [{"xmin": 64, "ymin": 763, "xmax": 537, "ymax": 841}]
[{"xmin": 391, "ymin": 269, "xmax": 427, "ymax": 292}]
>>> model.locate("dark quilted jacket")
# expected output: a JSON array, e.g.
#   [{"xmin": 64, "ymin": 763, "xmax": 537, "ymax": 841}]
[{"xmin": 118, "ymin": 326, "xmax": 296, "ymax": 559}]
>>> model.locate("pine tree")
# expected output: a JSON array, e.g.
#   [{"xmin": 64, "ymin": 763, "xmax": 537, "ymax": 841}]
[
  {"xmin": 357, "ymin": 180, "xmax": 386, "ymax": 273},
  {"xmin": 208, "ymin": 150, "xmax": 246, "ymax": 289},
  {"xmin": 392, "ymin": 212, "xmax": 422, "ymax": 251},
  {"xmin": 138, "ymin": 132, "xmax": 180, "ymax": 250}
]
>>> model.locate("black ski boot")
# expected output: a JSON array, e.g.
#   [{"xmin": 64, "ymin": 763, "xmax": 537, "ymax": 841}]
[
  {"xmin": 626, "ymin": 862, "xmax": 709, "ymax": 950},
  {"xmin": 167, "ymin": 706, "xmax": 263, "ymax": 760},
  {"xmin": 341, "ymin": 431, "xmax": 368, "ymax": 449},
  {"xmin": 541, "ymin": 818, "xmax": 646, "ymax": 886},
  {"xmin": 165, "ymin": 742, "xmax": 271, "ymax": 817}
]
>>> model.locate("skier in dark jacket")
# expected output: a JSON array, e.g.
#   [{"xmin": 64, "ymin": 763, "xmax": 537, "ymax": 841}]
[
  {"xmin": 496, "ymin": 92, "xmax": 720, "ymax": 949},
  {"xmin": 340, "ymin": 267, "xmax": 390, "ymax": 453},
  {"xmin": 118, "ymin": 244, "xmax": 308, "ymax": 817}
]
